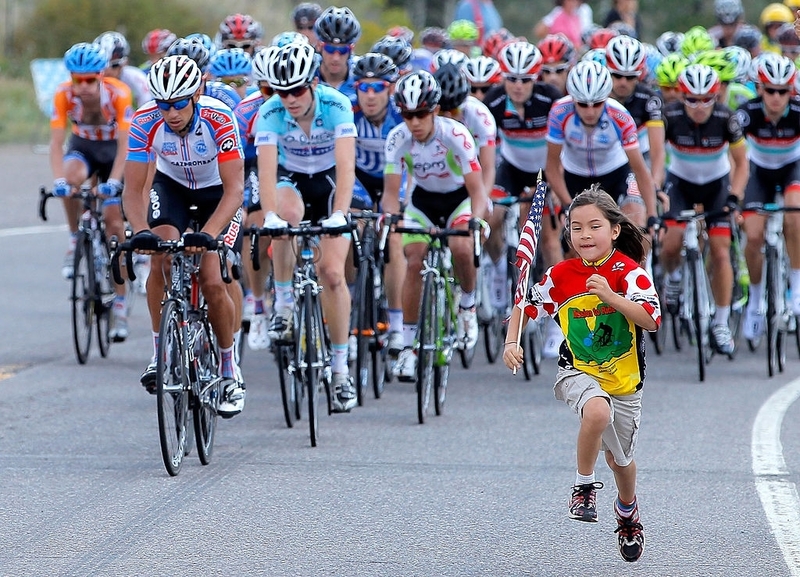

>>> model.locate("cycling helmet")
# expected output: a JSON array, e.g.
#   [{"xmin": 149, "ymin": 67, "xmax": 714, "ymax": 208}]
[
  {"xmin": 167, "ymin": 37, "xmax": 212, "ymax": 72},
  {"xmin": 483, "ymin": 28, "xmax": 515, "ymax": 58},
  {"xmin": 655, "ymin": 53, "xmax": 689, "ymax": 86},
  {"xmin": 252, "ymin": 46, "xmax": 281, "ymax": 82},
  {"xmin": 641, "ymin": 43, "xmax": 664, "ymax": 84},
  {"xmin": 656, "ymin": 31, "xmax": 685, "ymax": 57},
  {"xmin": 608, "ymin": 21, "xmax": 638, "ymax": 40},
  {"xmin": 209, "ymin": 48, "xmax": 252, "ymax": 78},
  {"xmin": 760, "ymin": 3, "xmax": 794, "ymax": 27},
  {"xmin": 447, "ymin": 19, "xmax": 479, "ymax": 43},
  {"xmin": 142, "ymin": 29, "xmax": 177, "ymax": 57},
  {"xmin": 777, "ymin": 23, "xmax": 800, "ymax": 50},
  {"xmin": 148, "ymin": 55, "xmax": 203, "ymax": 100},
  {"xmin": 371, "ymin": 35, "xmax": 413, "ymax": 71},
  {"xmin": 588, "ymin": 28, "xmax": 619, "ymax": 50},
  {"xmin": 566, "ymin": 61, "xmax": 613, "ymax": 104},
  {"xmin": 434, "ymin": 63, "xmax": 470, "ymax": 111},
  {"xmin": 64, "ymin": 42, "xmax": 109, "ymax": 74},
  {"xmin": 606, "ymin": 35, "xmax": 646, "ymax": 74},
  {"xmin": 722, "ymin": 45, "xmax": 752, "ymax": 82},
  {"xmin": 431, "ymin": 48, "xmax": 469, "ymax": 71},
  {"xmin": 292, "ymin": 2, "xmax": 322, "ymax": 28},
  {"xmin": 581, "ymin": 48, "xmax": 607, "ymax": 67},
  {"xmin": 352, "ymin": 52, "xmax": 398, "ymax": 82},
  {"xmin": 94, "ymin": 31, "xmax": 129, "ymax": 65},
  {"xmin": 498, "ymin": 41, "xmax": 543, "ymax": 76},
  {"xmin": 537, "ymin": 34, "xmax": 576, "ymax": 64},
  {"xmin": 315, "ymin": 6, "xmax": 361, "ymax": 45},
  {"xmin": 219, "ymin": 13, "xmax": 264, "ymax": 42},
  {"xmin": 185, "ymin": 33, "xmax": 217, "ymax": 60},
  {"xmin": 394, "ymin": 70, "xmax": 441, "ymax": 111},
  {"xmin": 266, "ymin": 42, "xmax": 319, "ymax": 89},
  {"xmin": 465, "ymin": 56, "xmax": 502, "ymax": 84},
  {"xmin": 681, "ymin": 26, "xmax": 716, "ymax": 58},
  {"xmin": 757, "ymin": 52, "xmax": 797, "ymax": 85},
  {"xmin": 714, "ymin": 0, "xmax": 745, "ymax": 25},
  {"xmin": 678, "ymin": 63, "xmax": 721, "ymax": 95},
  {"xmin": 420, "ymin": 27, "xmax": 450, "ymax": 50},
  {"xmin": 693, "ymin": 49, "xmax": 737, "ymax": 83},
  {"xmin": 733, "ymin": 25, "xmax": 763, "ymax": 51},
  {"xmin": 387, "ymin": 25, "xmax": 414, "ymax": 44},
  {"xmin": 271, "ymin": 31, "xmax": 309, "ymax": 47}
]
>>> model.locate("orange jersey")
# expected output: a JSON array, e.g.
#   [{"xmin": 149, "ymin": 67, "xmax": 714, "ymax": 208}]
[{"xmin": 50, "ymin": 76, "xmax": 133, "ymax": 141}]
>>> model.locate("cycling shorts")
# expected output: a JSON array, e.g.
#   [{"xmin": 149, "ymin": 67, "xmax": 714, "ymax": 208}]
[
  {"xmin": 403, "ymin": 186, "xmax": 471, "ymax": 246},
  {"xmin": 663, "ymin": 173, "xmax": 730, "ymax": 231},
  {"xmin": 244, "ymin": 167, "xmax": 261, "ymax": 214},
  {"xmin": 564, "ymin": 164, "xmax": 638, "ymax": 206},
  {"xmin": 65, "ymin": 135, "xmax": 116, "ymax": 184},
  {"xmin": 276, "ymin": 165, "xmax": 336, "ymax": 225},
  {"xmin": 492, "ymin": 158, "xmax": 542, "ymax": 199},
  {"xmin": 743, "ymin": 161, "xmax": 800, "ymax": 209}
]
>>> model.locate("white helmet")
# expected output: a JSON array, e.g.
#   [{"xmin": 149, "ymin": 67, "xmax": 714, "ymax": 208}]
[
  {"xmin": 566, "ymin": 61, "xmax": 613, "ymax": 104},
  {"xmin": 252, "ymin": 45, "xmax": 281, "ymax": 82},
  {"xmin": 498, "ymin": 41, "xmax": 543, "ymax": 76},
  {"xmin": 266, "ymin": 42, "xmax": 318, "ymax": 89},
  {"xmin": 756, "ymin": 52, "xmax": 796, "ymax": 86},
  {"xmin": 464, "ymin": 56, "xmax": 501, "ymax": 84},
  {"xmin": 431, "ymin": 48, "xmax": 468, "ymax": 71},
  {"xmin": 147, "ymin": 55, "xmax": 203, "ymax": 100},
  {"xmin": 394, "ymin": 70, "xmax": 441, "ymax": 111},
  {"xmin": 678, "ymin": 63, "xmax": 720, "ymax": 95},
  {"xmin": 605, "ymin": 35, "xmax": 645, "ymax": 75}
]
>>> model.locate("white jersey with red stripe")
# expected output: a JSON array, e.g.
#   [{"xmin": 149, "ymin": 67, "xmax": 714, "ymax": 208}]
[
  {"xmin": 384, "ymin": 115, "xmax": 481, "ymax": 193},
  {"xmin": 546, "ymin": 96, "xmax": 639, "ymax": 177},
  {"xmin": 457, "ymin": 95, "xmax": 497, "ymax": 149},
  {"xmin": 127, "ymin": 95, "xmax": 243, "ymax": 188}
]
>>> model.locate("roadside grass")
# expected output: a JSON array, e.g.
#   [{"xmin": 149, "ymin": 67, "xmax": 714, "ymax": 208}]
[{"xmin": 0, "ymin": 76, "xmax": 49, "ymax": 145}]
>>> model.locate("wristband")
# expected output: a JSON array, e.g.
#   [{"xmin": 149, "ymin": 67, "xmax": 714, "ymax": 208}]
[{"xmin": 504, "ymin": 341, "xmax": 517, "ymax": 347}]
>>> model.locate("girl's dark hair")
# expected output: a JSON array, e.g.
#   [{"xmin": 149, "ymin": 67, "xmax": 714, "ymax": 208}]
[{"xmin": 566, "ymin": 185, "xmax": 647, "ymax": 264}]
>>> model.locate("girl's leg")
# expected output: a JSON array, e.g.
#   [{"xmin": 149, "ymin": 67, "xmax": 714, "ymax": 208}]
[
  {"xmin": 577, "ymin": 397, "xmax": 611, "ymax": 475},
  {"xmin": 606, "ymin": 454, "xmax": 637, "ymax": 505}
]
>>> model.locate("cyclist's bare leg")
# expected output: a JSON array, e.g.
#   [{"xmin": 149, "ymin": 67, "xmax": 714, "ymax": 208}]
[
  {"xmin": 402, "ymin": 242, "xmax": 427, "ymax": 324},
  {"xmin": 199, "ymin": 251, "xmax": 235, "ymax": 349},
  {"xmin": 485, "ymin": 206, "xmax": 505, "ymax": 263},
  {"xmin": 708, "ymin": 232, "xmax": 733, "ymax": 308},
  {"xmin": 621, "ymin": 198, "xmax": 646, "ymax": 229},
  {"xmin": 785, "ymin": 190, "xmax": 800, "ymax": 269},
  {"xmin": 540, "ymin": 212, "xmax": 564, "ymax": 269},
  {"xmin": 243, "ymin": 208, "xmax": 270, "ymax": 307},
  {"xmin": 450, "ymin": 232, "xmax": 476, "ymax": 293},
  {"xmin": 145, "ymin": 224, "xmax": 180, "ymax": 332},
  {"xmin": 743, "ymin": 214, "xmax": 767, "ymax": 285},
  {"xmin": 318, "ymin": 235, "xmax": 351, "ymax": 346},
  {"xmin": 659, "ymin": 225, "xmax": 684, "ymax": 274},
  {"xmin": 384, "ymin": 233, "xmax": 405, "ymax": 313},
  {"xmin": 226, "ymin": 273, "xmax": 243, "ymax": 336}
]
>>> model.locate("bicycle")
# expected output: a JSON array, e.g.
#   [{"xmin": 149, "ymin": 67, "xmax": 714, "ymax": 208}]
[
  {"xmin": 39, "ymin": 184, "xmax": 115, "ymax": 365},
  {"xmin": 383, "ymin": 215, "xmax": 482, "ymax": 424},
  {"xmin": 112, "ymin": 231, "xmax": 232, "ymax": 476},
  {"xmin": 251, "ymin": 220, "xmax": 353, "ymax": 446}
]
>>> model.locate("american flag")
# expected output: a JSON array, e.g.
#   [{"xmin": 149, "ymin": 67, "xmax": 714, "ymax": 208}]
[{"xmin": 514, "ymin": 173, "xmax": 548, "ymax": 311}]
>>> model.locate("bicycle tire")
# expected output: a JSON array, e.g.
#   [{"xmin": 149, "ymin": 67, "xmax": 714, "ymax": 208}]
[
  {"xmin": 71, "ymin": 235, "xmax": 93, "ymax": 365},
  {"xmin": 528, "ymin": 320, "xmax": 544, "ymax": 376},
  {"xmin": 417, "ymin": 271, "xmax": 436, "ymax": 424},
  {"xmin": 371, "ymin": 267, "xmax": 388, "ymax": 399},
  {"xmin": 303, "ymin": 285, "xmax": 322, "ymax": 446},
  {"xmin": 687, "ymin": 252, "xmax": 707, "ymax": 382},
  {"xmin": 96, "ymin": 236, "xmax": 113, "ymax": 358},
  {"xmin": 483, "ymin": 313, "xmax": 504, "ymax": 364},
  {"xmin": 766, "ymin": 247, "xmax": 782, "ymax": 377},
  {"xmin": 156, "ymin": 299, "xmax": 190, "ymax": 476},
  {"xmin": 276, "ymin": 343, "xmax": 297, "ymax": 428},
  {"xmin": 729, "ymin": 239, "xmax": 746, "ymax": 348},
  {"xmin": 193, "ymin": 319, "xmax": 218, "ymax": 465},
  {"xmin": 650, "ymin": 262, "xmax": 667, "ymax": 355},
  {"xmin": 434, "ymin": 279, "xmax": 454, "ymax": 416},
  {"xmin": 353, "ymin": 262, "xmax": 371, "ymax": 406}
]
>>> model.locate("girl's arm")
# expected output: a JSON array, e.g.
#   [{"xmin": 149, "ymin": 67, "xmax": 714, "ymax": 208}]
[
  {"xmin": 586, "ymin": 273, "xmax": 658, "ymax": 331},
  {"xmin": 502, "ymin": 304, "xmax": 526, "ymax": 372}
]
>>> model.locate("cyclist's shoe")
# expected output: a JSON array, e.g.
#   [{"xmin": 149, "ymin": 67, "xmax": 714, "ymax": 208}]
[
  {"xmin": 268, "ymin": 307, "xmax": 294, "ymax": 341},
  {"xmin": 348, "ymin": 334, "xmax": 358, "ymax": 362},
  {"xmin": 569, "ymin": 481, "xmax": 604, "ymax": 522},
  {"xmin": 247, "ymin": 313, "xmax": 271, "ymax": 350},
  {"xmin": 331, "ymin": 372, "xmax": 357, "ymax": 413},
  {"xmin": 664, "ymin": 275, "xmax": 682, "ymax": 314},
  {"xmin": 387, "ymin": 331, "xmax": 404, "ymax": 358},
  {"xmin": 614, "ymin": 502, "xmax": 645, "ymax": 562},
  {"xmin": 218, "ymin": 377, "xmax": 246, "ymax": 419},
  {"xmin": 395, "ymin": 347, "xmax": 417, "ymax": 382},
  {"xmin": 110, "ymin": 316, "xmax": 129, "ymax": 343},
  {"xmin": 543, "ymin": 318, "xmax": 563, "ymax": 359},
  {"xmin": 743, "ymin": 307, "xmax": 765, "ymax": 341},
  {"xmin": 458, "ymin": 306, "xmax": 479, "ymax": 350},
  {"xmin": 140, "ymin": 361, "xmax": 158, "ymax": 394},
  {"xmin": 62, "ymin": 246, "xmax": 75, "ymax": 280},
  {"xmin": 710, "ymin": 323, "xmax": 735, "ymax": 357}
]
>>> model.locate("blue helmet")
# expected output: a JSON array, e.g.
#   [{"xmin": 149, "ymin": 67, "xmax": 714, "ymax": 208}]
[
  {"xmin": 64, "ymin": 42, "xmax": 109, "ymax": 74},
  {"xmin": 209, "ymin": 48, "xmax": 252, "ymax": 78}
]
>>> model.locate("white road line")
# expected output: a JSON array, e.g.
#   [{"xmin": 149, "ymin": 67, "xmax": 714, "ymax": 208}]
[
  {"xmin": 752, "ymin": 376, "xmax": 800, "ymax": 576},
  {"xmin": 0, "ymin": 224, "xmax": 68, "ymax": 238}
]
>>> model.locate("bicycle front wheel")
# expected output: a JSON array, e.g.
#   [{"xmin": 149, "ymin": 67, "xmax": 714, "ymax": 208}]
[
  {"xmin": 302, "ymin": 286, "xmax": 322, "ymax": 446},
  {"xmin": 765, "ymin": 247, "xmax": 786, "ymax": 377},
  {"xmin": 417, "ymin": 272, "xmax": 436, "ymax": 424},
  {"xmin": 156, "ymin": 299, "xmax": 190, "ymax": 476},
  {"xmin": 434, "ymin": 283, "xmax": 454, "ymax": 416},
  {"xmin": 353, "ymin": 263, "xmax": 371, "ymax": 406},
  {"xmin": 193, "ymin": 319, "xmax": 219, "ymax": 465},
  {"xmin": 688, "ymin": 253, "xmax": 708, "ymax": 382},
  {"xmin": 71, "ymin": 235, "xmax": 94, "ymax": 364},
  {"xmin": 276, "ymin": 343, "xmax": 297, "ymax": 428},
  {"xmin": 96, "ymin": 236, "xmax": 113, "ymax": 358}
]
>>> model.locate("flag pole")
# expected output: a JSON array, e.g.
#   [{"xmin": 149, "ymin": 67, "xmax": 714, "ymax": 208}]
[{"xmin": 512, "ymin": 266, "xmax": 528, "ymax": 375}]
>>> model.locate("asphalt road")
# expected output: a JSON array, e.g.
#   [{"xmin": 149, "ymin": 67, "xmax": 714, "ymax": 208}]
[{"xmin": 0, "ymin": 145, "xmax": 798, "ymax": 576}]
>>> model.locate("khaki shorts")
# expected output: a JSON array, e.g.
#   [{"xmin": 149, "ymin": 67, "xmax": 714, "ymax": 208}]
[{"xmin": 554, "ymin": 370, "xmax": 642, "ymax": 467}]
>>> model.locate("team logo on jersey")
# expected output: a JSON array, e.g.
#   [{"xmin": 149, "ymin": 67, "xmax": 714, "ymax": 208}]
[
  {"xmin": 728, "ymin": 114, "xmax": 741, "ymax": 135},
  {"xmin": 611, "ymin": 261, "xmax": 625, "ymax": 272},
  {"xmin": 220, "ymin": 137, "xmax": 236, "ymax": 153},
  {"xmin": 161, "ymin": 142, "xmax": 178, "ymax": 156},
  {"xmin": 195, "ymin": 141, "xmax": 208, "ymax": 155}
]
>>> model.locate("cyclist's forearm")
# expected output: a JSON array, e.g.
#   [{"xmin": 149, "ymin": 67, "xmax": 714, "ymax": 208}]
[
  {"xmin": 49, "ymin": 130, "xmax": 66, "ymax": 180},
  {"xmin": 729, "ymin": 146, "xmax": 749, "ymax": 200},
  {"xmin": 382, "ymin": 173, "xmax": 402, "ymax": 215}
]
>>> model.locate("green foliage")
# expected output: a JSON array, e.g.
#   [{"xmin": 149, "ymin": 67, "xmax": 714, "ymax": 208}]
[{"xmin": 0, "ymin": 76, "xmax": 48, "ymax": 144}]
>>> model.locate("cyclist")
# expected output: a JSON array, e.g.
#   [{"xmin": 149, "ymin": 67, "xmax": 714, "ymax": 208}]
[
  {"xmin": 655, "ymin": 31, "xmax": 684, "ymax": 57},
  {"xmin": 681, "ymin": 26, "xmax": 716, "ymax": 60},
  {"xmin": 167, "ymin": 36, "xmax": 241, "ymax": 110},
  {"xmin": 314, "ymin": 6, "xmax": 361, "ymax": 98},
  {"xmin": 654, "ymin": 53, "xmax": 689, "ymax": 106},
  {"xmin": 292, "ymin": 2, "xmax": 323, "ymax": 44},
  {"xmin": 659, "ymin": 64, "xmax": 748, "ymax": 357},
  {"xmin": 383, "ymin": 70, "xmax": 488, "ymax": 380},
  {"xmin": 709, "ymin": 0, "xmax": 746, "ymax": 48},
  {"xmin": 409, "ymin": 27, "xmax": 451, "ymax": 72},
  {"xmin": 760, "ymin": 3, "xmax": 795, "ymax": 54},
  {"xmin": 94, "ymin": 31, "xmax": 151, "ymax": 107},
  {"xmin": 123, "ymin": 55, "xmax": 246, "ymax": 417},
  {"xmin": 209, "ymin": 48, "xmax": 253, "ymax": 100},
  {"xmin": 371, "ymin": 35, "xmax": 414, "ymax": 76},
  {"xmin": 448, "ymin": 19, "xmax": 481, "ymax": 58},
  {"xmin": 217, "ymin": 13, "xmax": 263, "ymax": 55},
  {"xmin": 141, "ymin": 29, "xmax": 177, "ymax": 72},
  {"xmin": 254, "ymin": 42, "xmax": 359, "ymax": 413},
  {"xmin": 537, "ymin": 34, "xmax": 576, "ymax": 97},
  {"xmin": 736, "ymin": 53, "xmax": 800, "ymax": 337},
  {"xmin": 463, "ymin": 55, "xmax": 502, "ymax": 101},
  {"xmin": 50, "ymin": 42, "xmax": 133, "ymax": 341}
]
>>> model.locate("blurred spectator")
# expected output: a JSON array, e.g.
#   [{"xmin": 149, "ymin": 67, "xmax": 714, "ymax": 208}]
[
  {"xmin": 603, "ymin": 0, "xmax": 642, "ymax": 40},
  {"xmin": 534, "ymin": 0, "xmax": 591, "ymax": 49},
  {"xmin": 453, "ymin": 0, "xmax": 503, "ymax": 45}
]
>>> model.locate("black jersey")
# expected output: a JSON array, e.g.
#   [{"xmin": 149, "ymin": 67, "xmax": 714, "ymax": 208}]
[{"xmin": 736, "ymin": 96, "xmax": 800, "ymax": 169}]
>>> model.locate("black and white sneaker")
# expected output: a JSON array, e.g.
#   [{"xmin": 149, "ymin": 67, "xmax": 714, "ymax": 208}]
[
  {"xmin": 568, "ymin": 482, "xmax": 604, "ymax": 522},
  {"xmin": 614, "ymin": 502, "xmax": 645, "ymax": 562}
]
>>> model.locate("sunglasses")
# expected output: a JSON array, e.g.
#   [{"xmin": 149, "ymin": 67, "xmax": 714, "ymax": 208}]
[
  {"xmin": 763, "ymin": 86, "xmax": 791, "ymax": 95},
  {"xmin": 542, "ymin": 64, "xmax": 570, "ymax": 74},
  {"xmin": 322, "ymin": 43, "xmax": 351, "ymax": 55},
  {"xmin": 109, "ymin": 60, "xmax": 125, "ymax": 69},
  {"xmin": 259, "ymin": 84, "xmax": 274, "ymax": 98},
  {"xmin": 296, "ymin": 25, "xmax": 314, "ymax": 31},
  {"xmin": 223, "ymin": 40, "xmax": 254, "ymax": 50},
  {"xmin": 401, "ymin": 109, "xmax": 432, "ymax": 120},
  {"xmin": 684, "ymin": 96, "xmax": 715, "ymax": 107},
  {"xmin": 222, "ymin": 76, "xmax": 250, "ymax": 88},
  {"xmin": 470, "ymin": 85, "xmax": 491, "ymax": 94},
  {"xmin": 356, "ymin": 81, "xmax": 389, "ymax": 93},
  {"xmin": 276, "ymin": 84, "xmax": 310, "ymax": 99},
  {"xmin": 156, "ymin": 97, "xmax": 193, "ymax": 111},
  {"xmin": 575, "ymin": 101, "xmax": 605, "ymax": 108},
  {"xmin": 611, "ymin": 72, "xmax": 640, "ymax": 80},
  {"xmin": 505, "ymin": 75, "xmax": 534, "ymax": 84},
  {"xmin": 71, "ymin": 75, "xmax": 100, "ymax": 85}
]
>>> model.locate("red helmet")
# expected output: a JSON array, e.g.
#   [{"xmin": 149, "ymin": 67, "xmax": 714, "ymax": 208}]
[
  {"xmin": 482, "ymin": 28, "xmax": 515, "ymax": 59},
  {"xmin": 537, "ymin": 33, "xmax": 576, "ymax": 64},
  {"xmin": 219, "ymin": 13, "xmax": 263, "ymax": 42},
  {"xmin": 141, "ymin": 29, "xmax": 177, "ymax": 57},
  {"xmin": 588, "ymin": 28, "xmax": 620, "ymax": 50}
]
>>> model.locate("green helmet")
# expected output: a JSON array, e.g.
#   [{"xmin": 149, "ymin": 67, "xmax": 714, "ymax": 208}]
[
  {"xmin": 681, "ymin": 26, "xmax": 715, "ymax": 58},
  {"xmin": 655, "ymin": 53, "xmax": 689, "ymax": 86},
  {"xmin": 692, "ymin": 49, "xmax": 737, "ymax": 83},
  {"xmin": 447, "ymin": 19, "xmax": 479, "ymax": 43}
]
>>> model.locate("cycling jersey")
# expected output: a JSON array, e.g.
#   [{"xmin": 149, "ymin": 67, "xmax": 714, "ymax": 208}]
[
  {"xmin": 127, "ymin": 95, "xmax": 244, "ymax": 188},
  {"xmin": 318, "ymin": 68, "xmax": 357, "ymax": 101},
  {"xmin": 663, "ymin": 101, "xmax": 745, "ymax": 184},
  {"xmin": 384, "ymin": 115, "xmax": 481, "ymax": 193},
  {"xmin": 254, "ymin": 84, "xmax": 356, "ymax": 174},
  {"xmin": 353, "ymin": 102, "xmax": 404, "ymax": 179},
  {"xmin": 736, "ymin": 96, "xmax": 800, "ymax": 169},
  {"xmin": 484, "ymin": 82, "xmax": 561, "ymax": 172},
  {"xmin": 617, "ymin": 86, "xmax": 663, "ymax": 155},
  {"xmin": 454, "ymin": 95, "xmax": 497, "ymax": 149},
  {"xmin": 51, "ymin": 76, "xmax": 133, "ymax": 141},
  {"xmin": 547, "ymin": 96, "xmax": 639, "ymax": 177},
  {"xmin": 234, "ymin": 90, "xmax": 265, "ymax": 165},
  {"xmin": 205, "ymin": 81, "xmax": 241, "ymax": 110},
  {"xmin": 522, "ymin": 249, "xmax": 660, "ymax": 396},
  {"xmin": 118, "ymin": 65, "xmax": 152, "ymax": 107}
]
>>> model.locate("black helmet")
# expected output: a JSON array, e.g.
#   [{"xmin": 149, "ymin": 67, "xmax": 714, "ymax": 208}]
[
  {"xmin": 370, "ymin": 35, "xmax": 413, "ymax": 70},
  {"xmin": 433, "ymin": 63, "xmax": 469, "ymax": 111},
  {"xmin": 292, "ymin": 2, "xmax": 323, "ymax": 28},
  {"xmin": 394, "ymin": 70, "xmax": 441, "ymax": 111},
  {"xmin": 351, "ymin": 52, "xmax": 398, "ymax": 82},
  {"xmin": 167, "ymin": 37, "xmax": 211, "ymax": 72},
  {"xmin": 314, "ymin": 6, "xmax": 361, "ymax": 44}
]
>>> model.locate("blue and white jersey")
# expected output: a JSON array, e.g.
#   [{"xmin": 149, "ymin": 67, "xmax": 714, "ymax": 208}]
[
  {"xmin": 318, "ymin": 67, "xmax": 357, "ymax": 101},
  {"xmin": 254, "ymin": 84, "xmax": 356, "ymax": 174},
  {"xmin": 234, "ymin": 90, "xmax": 265, "ymax": 163},
  {"xmin": 353, "ymin": 102, "xmax": 405, "ymax": 179},
  {"xmin": 205, "ymin": 81, "xmax": 242, "ymax": 110}
]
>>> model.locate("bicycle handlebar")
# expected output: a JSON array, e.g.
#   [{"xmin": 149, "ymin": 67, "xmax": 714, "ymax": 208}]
[
  {"xmin": 249, "ymin": 220, "xmax": 355, "ymax": 272},
  {"xmin": 39, "ymin": 184, "xmax": 102, "ymax": 222},
  {"xmin": 379, "ymin": 213, "xmax": 483, "ymax": 267}
]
